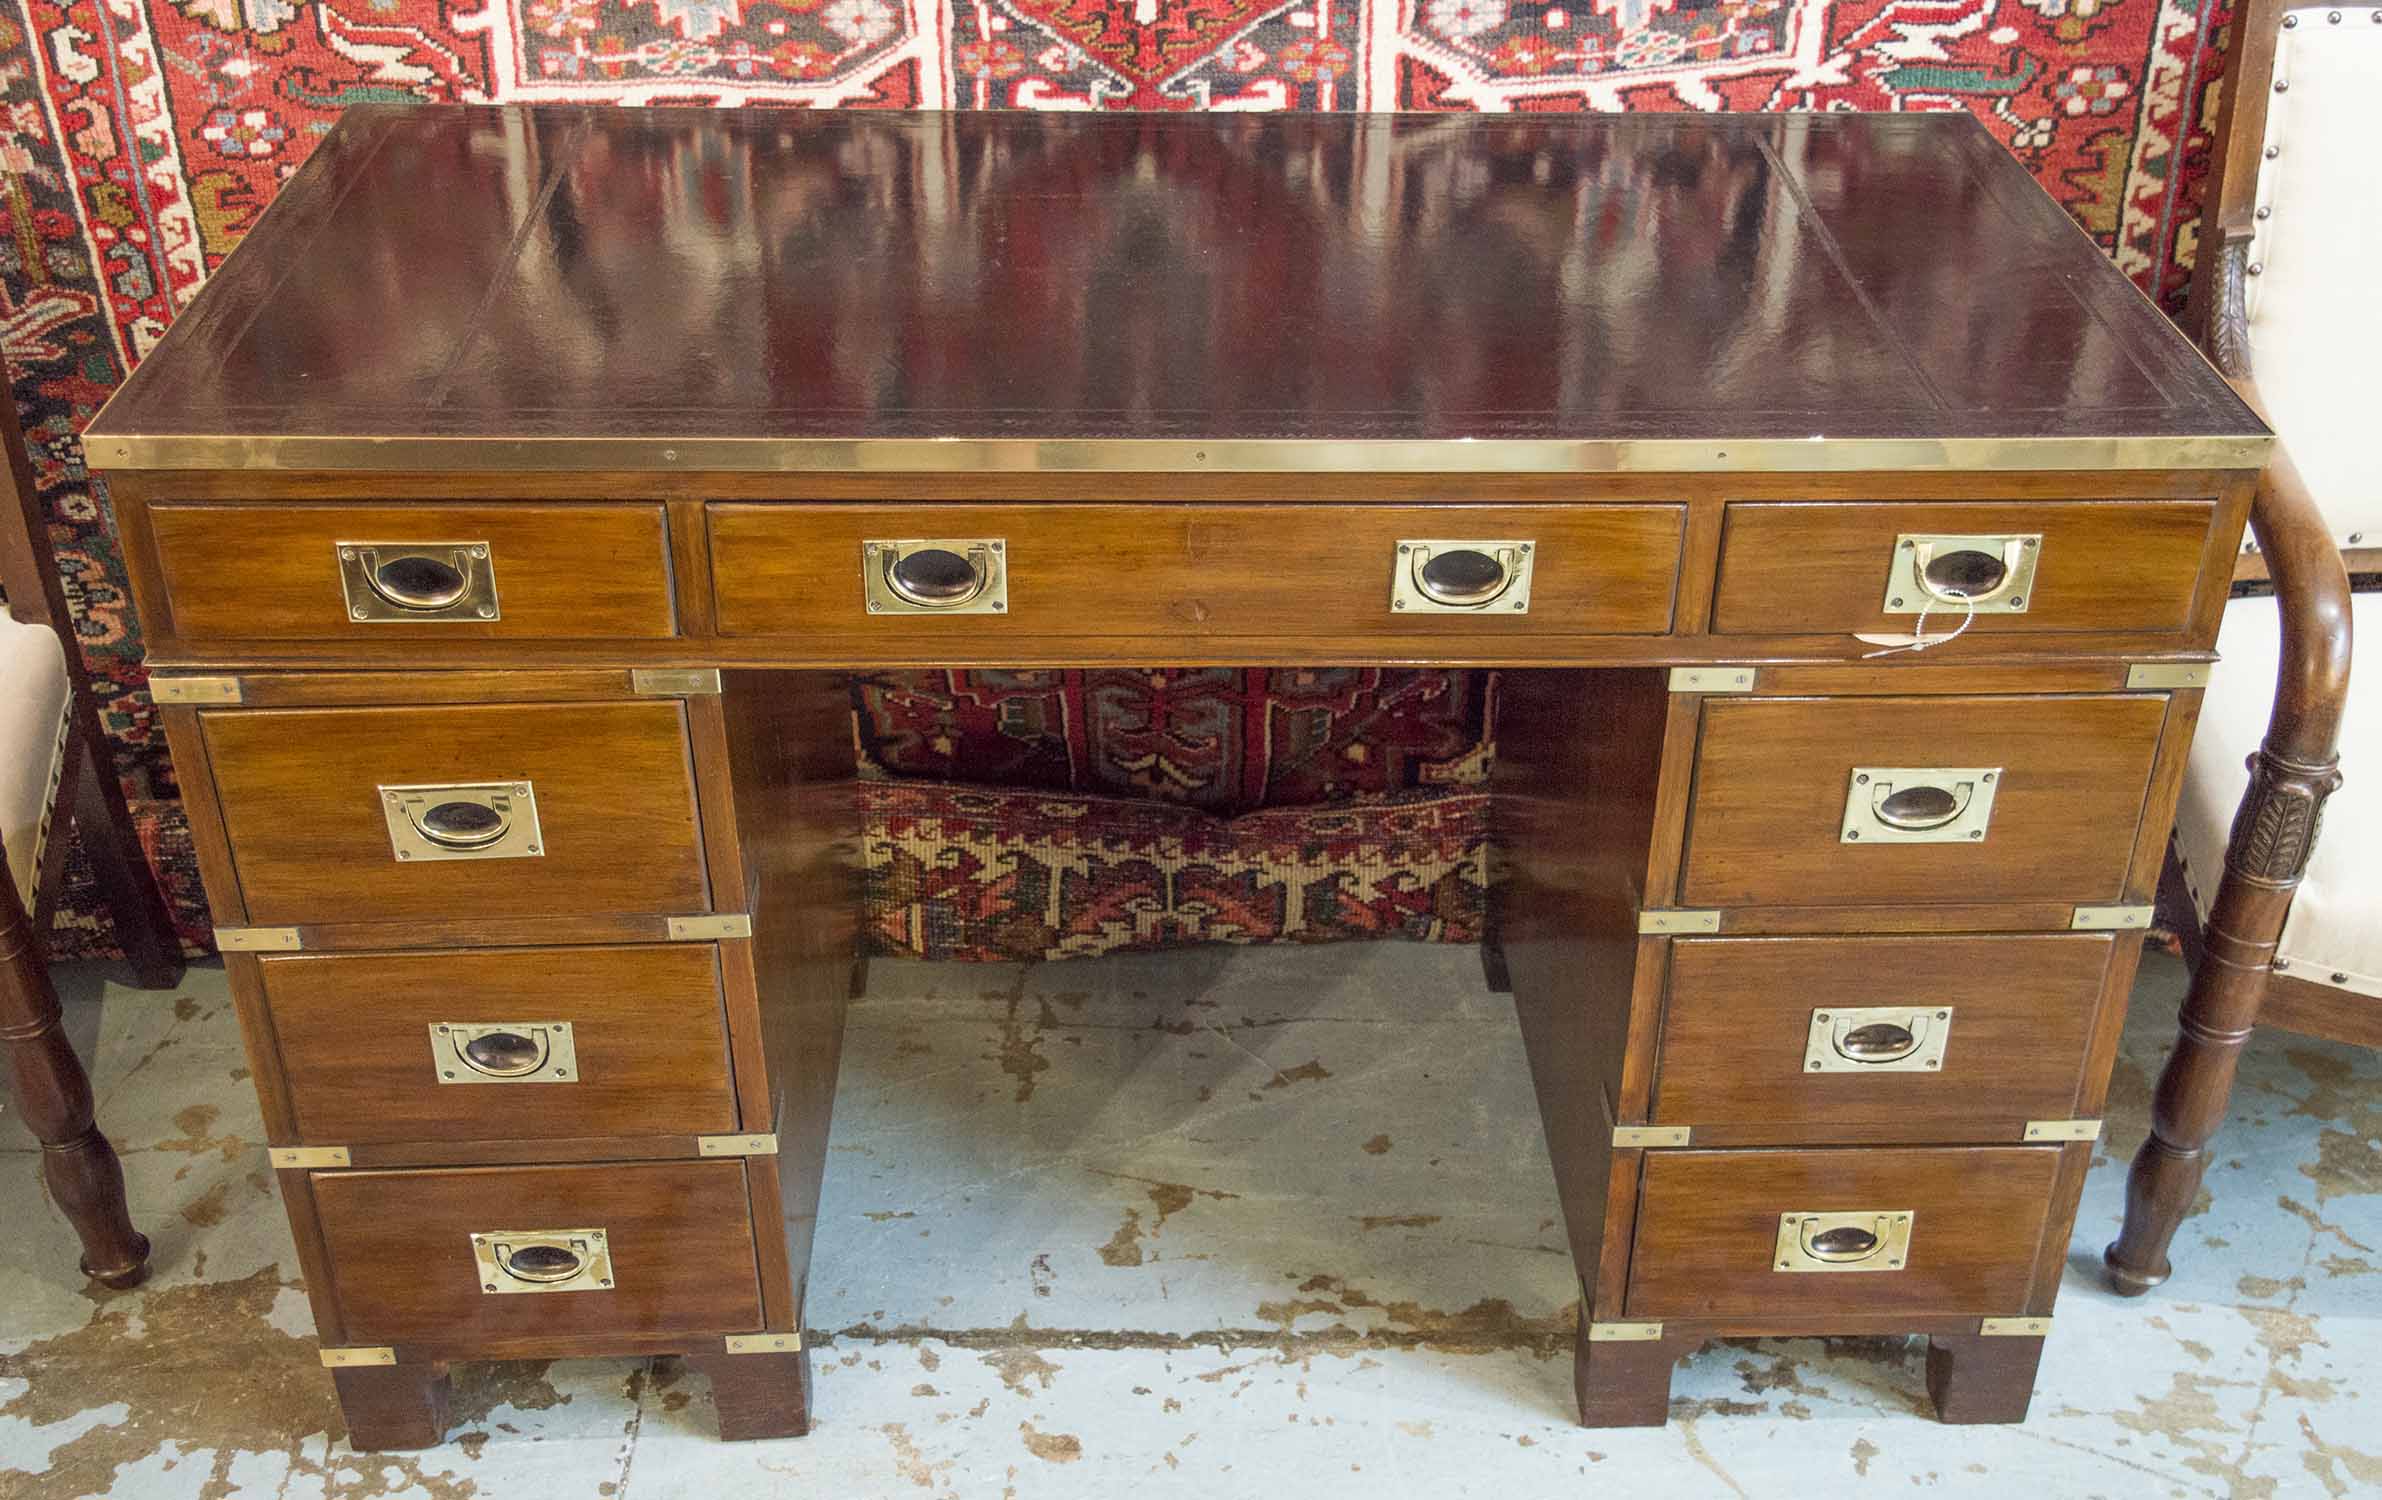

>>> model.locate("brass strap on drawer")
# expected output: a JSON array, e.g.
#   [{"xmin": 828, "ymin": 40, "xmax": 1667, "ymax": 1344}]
[
  {"xmin": 1585, "ymin": 1321, "xmax": 1666, "ymax": 1342},
  {"xmin": 1668, "ymin": 667, "xmax": 1756, "ymax": 694},
  {"xmin": 216, "ymin": 926, "xmax": 302, "ymax": 951},
  {"xmin": 151, "ymin": 675, "xmax": 243, "ymax": 705},
  {"xmin": 270, "ymin": 1145, "xmax": 351, "ymax": 1168},
  {"xmin": 1979, "ymin": 1316, "xmax": 2053, "ymax": 1338},
  {"xmin": 2022, "ymin": 1118, "xmax": 2103, "ymax": 1142},
  {"xmin": 698, "ymin": 1133, "xmax": 780, "ymax": 1156},
  {"xmin": 1612, "ymin": 1125, "xmax": 1690, "ymax": 1148},
  {"xmin": 631, "ymin": 668, "xmax": 722, "ymax": 696},
  {"xmin": 2125, "ymin": 662, "xmax": 2211, "ymax": 690},
  {"xmin": 2071, "ymin": 904, "xmax": 2154, "ymax": 930},
  {"xmin": 668, "ymin": 914, "xmax": 753, "ymax": 941},
  {"xmin": 724, "ymin": 1332, "xmax": 804, "ymax": 1354},
  {"xmin": 1638, "ymin": 909, "xmax": 1720, "ymax": 935},
  {"xmin": 319, "ymin": 1346, "xmax": 397, "ymax": 1368}
]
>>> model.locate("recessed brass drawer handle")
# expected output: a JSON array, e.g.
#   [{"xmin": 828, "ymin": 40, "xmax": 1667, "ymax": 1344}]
[
  {"xmin": 430, "ymin": 1021, "xmax": 578, "ymax": 1084},
  {"xmin": 862, "ymin": 539, "xmax": 1007, "ymax": 614},
  {"xmin": 1883, "ymin": 532, "xmax": 2040, "ymax": 616},
  {"xmin": 470, "ymin": 1228, "xmax": 612, "ymax": 1294},
  {"xmin": 1842, "ymin": 766, "xmax": 2001, "ymax": 844},
  {"xmin": 1391, "ymin": 539, "xmax": 1535, "ymax": 614},
  {"xmin": 380, "ymin": 782, "xmax": 544, "ymax": 863},
  {"xmin": 337, "ymin": 542, "xmax": 500, "ymax": 622},
  {"xmin": 1804, "ymin": 1006, "xmax": 1954, "ymax": 1073},
  {"xmin": 1775, "ymin": 1211, "xmax": 1913, "ymax": 1273}
]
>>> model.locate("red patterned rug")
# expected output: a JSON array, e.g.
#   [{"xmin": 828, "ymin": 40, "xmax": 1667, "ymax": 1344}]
[{"xmin": 1, "ymin": 0, "xmax": 2237, "ymax": 962}]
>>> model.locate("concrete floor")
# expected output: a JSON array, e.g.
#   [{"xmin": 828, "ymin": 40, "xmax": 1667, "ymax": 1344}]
[{"xmin": 2, "ymin": 942, "xmax": 2378, "ymax": 1499}]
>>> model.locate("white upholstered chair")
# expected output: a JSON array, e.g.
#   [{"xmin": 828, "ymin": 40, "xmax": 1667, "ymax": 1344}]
[
  {"xmin": 3, "ymin": 382, "xmax": 181, "ymax": 1286},
  {"xmin": 2105, "ymin": 0, "xmax": 2372, "ymax": 1293}
]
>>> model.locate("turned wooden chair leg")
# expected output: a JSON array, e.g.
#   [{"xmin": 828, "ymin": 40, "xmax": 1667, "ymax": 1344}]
[
  {"xmin": 1, "ymin": 871, "xmax": 149, "ymax": 1288},
  {"xmin": 2106, "ymin": 435, "xmax": 2350, "ymax": 1296}
]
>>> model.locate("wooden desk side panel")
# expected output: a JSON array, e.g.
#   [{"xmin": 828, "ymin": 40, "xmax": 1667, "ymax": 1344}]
[{"xmin": 1491, "ymin": 668, "xmax": 1670, "ymax": 1304}]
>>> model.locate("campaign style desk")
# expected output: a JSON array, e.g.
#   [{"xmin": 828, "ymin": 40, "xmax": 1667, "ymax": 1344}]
[{"xmin": 87, "ymin": 105, "xmax": 2268, "ymax": 1449}]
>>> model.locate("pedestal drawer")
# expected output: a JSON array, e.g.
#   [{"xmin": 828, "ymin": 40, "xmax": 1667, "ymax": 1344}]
[
  {"xmin": 1650, "ymin": 934, "xmax": 2127, "ymax": 1143},
  {"xmin": 1623, "ymin": 1147, "xmax": 2061, "ymax": 1322},
  {"xmin": 312, "ymin": 1160, "xmax": 763, "ymax": 1347},
  {"xmin": 259, "ymin": 945, "xmax": 741, "ymax": 1146},
  {"xmin": 1709, "ymin": 499, "xmax": 2220, "ymax": 637},
  {"xmin": 199, "ymin": 700, "xmax": 709, "ymax": 926},
  {"xmin": 1677, "ymin": 694, "xmax": 2168, "ymax": 908}
]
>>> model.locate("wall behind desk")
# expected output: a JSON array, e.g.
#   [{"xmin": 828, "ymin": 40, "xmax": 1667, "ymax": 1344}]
[{"xmin": 0, "ymin": 0, "xmax": 2235, "ymax": 960}]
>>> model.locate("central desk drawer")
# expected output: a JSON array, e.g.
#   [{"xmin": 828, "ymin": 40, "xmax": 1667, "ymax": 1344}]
[
  {"xmin": 707, "ymin": 503, "xmax": 1685, "ymax": 642},
  {"xmin": 311, "ymin": 1160, "xmax": 763, "ymax": 1347},
  {"xmin": 1652, "ymin": 934, "xmax": 2124, "ymax": 1140},
  {"xmin": 200, "ymin": 701, "xmax": 710, "ymax": 926},
  {"xmin": 1624, "ymin": 1147, "xmax": 2061, "ymax": 1322},
  {"xmin": 1677, "ymin": 694, "xmax": 2168, "ymax": 908},
  {"xmin": 259, "ymin": 945, "xmax": 741, "ymax": 1145}
]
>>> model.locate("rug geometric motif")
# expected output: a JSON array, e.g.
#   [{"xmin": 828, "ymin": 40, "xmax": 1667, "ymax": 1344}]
[{"xmin": 0, "ymin": 0, "xmax": 2241, "ymax": 961}]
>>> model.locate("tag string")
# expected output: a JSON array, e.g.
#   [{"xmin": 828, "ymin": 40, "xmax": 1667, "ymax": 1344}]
[{"xmin": 1861, "ymin": 587, "xmax": 1977, "ymax": 658}]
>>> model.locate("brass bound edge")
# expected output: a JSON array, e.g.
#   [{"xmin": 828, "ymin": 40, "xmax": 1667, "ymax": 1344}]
[
  {"xmin": 2021, "ymin": 1118, "xmax": 2103, "ymax": 1142},
  {"xmin": 269, "ymin": 1145, "xmax": 351, "ymax": 1168},
  {"xmin": 2069, "ymin": 905, "xmax": 2154, "ymax": 931},
  {"xmin": 724, "ymin": 1332, "xmax": 803, "ymax": 1354},
  {"xmin": 1978, "ymin": 1317, "xmax": 2052, "ymax": 1338},
  {"xmin": 319, "ymin": 1347, "xmax": 398, "ymax": 1368},
  {"xmin": 667, "ymin": 914, "xmax": 754, "ymax": 941},
  {"xmin": 1668, "ymin": 667, "xmax": 1756, "ymax": 694},
  {"xmin": 216, "ymin": 926, "xmax": 301, "ymax": 951},
  {"xmin": 87, "ymin": 432, "xmax": 2274, "ymax": 475},
  {"xmin": 1585, "ymin": 1322, "xmax": 1664, "ymax": 1343},
  {"xmin": 1638, "ymin": 910, "xmax": 1721, "ymax": 935},
  {"xmin": 697, "ymin": 1133, "xmax": 781, "ymax": 1157},
  {"xmin": 1612, "ymin": 1125, "xmax": 1691, "ymax": 1148},
  {"xmin": 2125, "ymin": 662, "xmax": 2213, "ymax": 690},
  {"xmin": 150, "ymin": 674, "xmax": 242, "ymax": 705}
]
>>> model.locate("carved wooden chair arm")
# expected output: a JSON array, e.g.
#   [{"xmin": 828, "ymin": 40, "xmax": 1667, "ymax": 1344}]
[{"xmin": 2229, "ymin": 378, "xmax": 2353, "ymax": 784}]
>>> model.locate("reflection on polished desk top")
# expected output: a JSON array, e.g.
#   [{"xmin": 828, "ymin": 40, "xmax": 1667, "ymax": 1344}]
[{"xmin": 90, "ymin": 106, "xmax": 2264, "ymax": 474}]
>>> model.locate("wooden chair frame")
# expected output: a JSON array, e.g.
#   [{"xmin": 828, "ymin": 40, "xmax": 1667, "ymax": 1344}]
[
  {"xmin": 2104, "ymin": 0, "xmax": 2361, "ymax": 1293},
  {"xmin": 2, "ymin": 378, "xmax": 180, "ymax": 1286}
]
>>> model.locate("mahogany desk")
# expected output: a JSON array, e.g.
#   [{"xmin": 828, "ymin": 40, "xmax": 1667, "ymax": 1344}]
[{"xmin": 86, "ymin": 105, "xmax": 2269, "ymax": 1448}]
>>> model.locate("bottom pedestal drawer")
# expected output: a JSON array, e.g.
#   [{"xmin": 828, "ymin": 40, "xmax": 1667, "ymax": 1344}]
[
  {"xmin": 1623, "ymin": 1147, "xmax": 2063, "ymax": 1322},
  {"xmin": 312, "ymin": 1160, "xmax": 764, "ymax": 1346}
]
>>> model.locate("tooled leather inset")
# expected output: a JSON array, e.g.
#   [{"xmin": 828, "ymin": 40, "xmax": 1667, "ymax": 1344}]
[{"xmin": 2223, "ymin": 748, "xmax": 2344, "ymax": 885}]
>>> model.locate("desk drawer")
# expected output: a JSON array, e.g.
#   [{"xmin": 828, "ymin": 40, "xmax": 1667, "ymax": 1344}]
[
  {"xmin": 708, "ymin": 503, "xmax": 1684, "ymax": 642},
  {"xmin": 1623, "ymin": 1147, "xmax": 2060, "ymax": 1322},
  {"xmin": 311, "ymin": 1160, "xmax": 763, "ymax": 1347},
  {"xmin": 201, "ymin": 701, "xmax": 709, "ymax": 926},
  {"xmin": 147, "ymin": 503, "xmax": 677, "ymax": 641},
  {"xmin": 1710, "ymin": 500, "xmax": 2218, "ymax": 636},
  {"xmin": 260, "ymin": 945, "xmax": 740, "ymax": 1146},
  {"xmin": 1652, "ymin": 935, "xmax": 2123, "ymax": 1140},
  {"xmin": 1677, "ymin": 694, "xmax": 2167, "ymax": 908}
]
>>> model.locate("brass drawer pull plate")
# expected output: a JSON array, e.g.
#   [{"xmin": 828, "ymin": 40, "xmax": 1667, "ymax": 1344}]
[
  {"xmin": 863, "ymin": 539, "xmax": 1007, "ymax": 614},
  {"xmin": 380, "ymin": 782, "xmax": 544, "ymax": 862},
  {"xmin": 1775, "ymin": 1211, "xmax": 1913, "ymax": 1273},
  {"xmin": 430, "ymin": 1022, "xmax": 577, "ymax": 1085},
  {"xmin": 1883, "ymin": 533, "xmax": 2039, "ymax": 615},
  {"xmin": 471, "ymin": 1228, "xmax": 612, "ymax": 1294},
  {"xmin": 1805, "ymin": 1006, "xmax": 1954, "ymax": 1073},
  {"xmin": 1841, "ymin": 766, "xmax": 2000, "ymax": 844},
  {"xmin": 1391, "ymin": 539, "xmax": 1534, "ymax": 614},
  {"xmin": 337, "ymin": 542, "xmax": 500, "ymax": 622}
]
